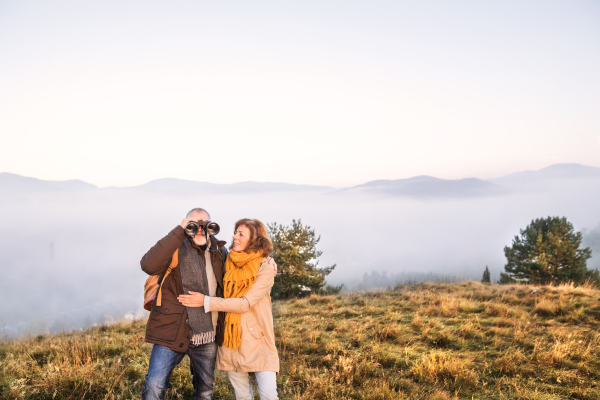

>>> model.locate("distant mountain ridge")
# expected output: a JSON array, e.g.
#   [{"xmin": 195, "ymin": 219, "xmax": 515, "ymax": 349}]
[
  {"xmin": 1, "ymin": 163, "xmax": 599, "ymax": 198},
  {"xmin": 0, "ymin": 173, "xmax": 334, "ymax": 196},
  {"xmin": 0, "ymin": 172, "xmax": 97, "ymax": 193},
  {"xmin": 342, "ymin": 163, "xmax": 600, "ymax": 198},
  {"xmin": 341, "ymin": 175, "xmax": 504, "ymax": 197},
  {"xmin": 491, "ymin": 163, "xmax": 600, "ymax": 186}
]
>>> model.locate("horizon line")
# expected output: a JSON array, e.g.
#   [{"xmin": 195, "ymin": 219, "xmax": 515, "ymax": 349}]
[{"xmin": 1, "ymin": 162, "xmax": 598, "ymax": 190}]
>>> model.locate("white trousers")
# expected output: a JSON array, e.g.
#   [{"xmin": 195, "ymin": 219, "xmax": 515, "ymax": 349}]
[{"xmin": 227, "ymin": 370, "xmax": 278, "ymax": 400}]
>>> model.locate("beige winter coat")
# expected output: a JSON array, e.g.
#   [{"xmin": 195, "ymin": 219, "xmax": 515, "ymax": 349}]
[{"xmin": 208, "ymin": 258, "xmax": 279, "ymax": 373}]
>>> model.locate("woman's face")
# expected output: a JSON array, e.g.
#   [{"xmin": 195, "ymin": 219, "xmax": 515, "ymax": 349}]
[{"xmin": 232, "ymin": 225, "xmax": 251, "ymax": 252}]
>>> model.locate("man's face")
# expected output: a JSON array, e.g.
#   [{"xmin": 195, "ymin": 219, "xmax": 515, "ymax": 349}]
[{"xmin": 188, "ymin": 210, "xmax": 210, "ymax": 246}]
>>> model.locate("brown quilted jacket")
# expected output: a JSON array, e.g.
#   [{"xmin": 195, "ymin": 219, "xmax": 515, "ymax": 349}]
[{"xmin": 141, "ymin": 226, "xmax": 227, "ymax": 352}]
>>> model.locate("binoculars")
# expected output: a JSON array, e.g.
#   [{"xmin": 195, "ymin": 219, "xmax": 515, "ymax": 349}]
[{"xmin": 185, "ymin": 220, "xmax": 220, "ymax": 237}]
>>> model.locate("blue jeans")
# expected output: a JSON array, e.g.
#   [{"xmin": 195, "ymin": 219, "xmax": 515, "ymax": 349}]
[{"xmin": 142, "ymin": 342, "xmax": 218, "ymax": 400}]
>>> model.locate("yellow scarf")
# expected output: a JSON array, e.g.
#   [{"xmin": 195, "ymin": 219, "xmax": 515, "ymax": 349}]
[{"xmin": 223, "ymin": 250, "xmax": 263, "ymax": 350}]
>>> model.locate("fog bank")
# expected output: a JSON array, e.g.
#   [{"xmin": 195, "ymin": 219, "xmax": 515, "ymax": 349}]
[{"xmin": 1, "ymin": 172, "xmax": 600, "ymax": 338}]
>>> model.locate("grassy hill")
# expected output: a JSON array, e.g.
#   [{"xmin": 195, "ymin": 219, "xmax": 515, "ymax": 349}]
[{"xmin": 1, "ymin": 282, "xmax": 599, "ymax": 399}]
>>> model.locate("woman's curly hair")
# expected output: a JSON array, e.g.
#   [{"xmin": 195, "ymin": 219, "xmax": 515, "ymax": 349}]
[{"xmin": 230, "ymin": 218, "xmax": 273, "ymax": 256}]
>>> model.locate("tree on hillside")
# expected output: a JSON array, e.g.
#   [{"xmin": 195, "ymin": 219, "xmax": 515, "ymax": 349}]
[
  {"xmin": 481, "ymin": 266, "xmax": 491, "ymax": 284},
  {"xmin": 500, "ymin": 216, "xmax": 594, "ymax": 285},
  {"xmin": 268, "ymin": 219, "xmax": 339, "ymax": 299}
]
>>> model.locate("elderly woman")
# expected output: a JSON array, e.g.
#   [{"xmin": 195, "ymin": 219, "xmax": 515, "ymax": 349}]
[{"xmin": 179, "ymin": 218, "xmax": 279, "ymax": 400}]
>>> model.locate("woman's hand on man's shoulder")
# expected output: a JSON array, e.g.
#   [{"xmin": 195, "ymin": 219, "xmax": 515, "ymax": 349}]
[{"xmin": 266, "ymin": 257, "xmax": 277, "ymax": 276}]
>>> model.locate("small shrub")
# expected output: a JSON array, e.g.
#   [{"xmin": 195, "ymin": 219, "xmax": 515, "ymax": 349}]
[
  {"xmin": 429, "ymin": 331, "xmax": 453, "ymax": 348},
  {"xmin": 31, "ymin": 349, "xmax": 49, "ymax": 367},
  {"xmin": 308, "ymin": 295, "xmax": 331, "ymax": 305},
  {"xmin": 375, "ymin": 324, "xmax": 400, "ymax": 341},
  {"xmin": 458, "ymin": 322, "xmax": 476, "ymax": 339},
  {"xmin": 411, "ymin": 351, "xmax": 479, "ymax": 391},
  {"xmin": 411, "ymin": 313, "xmax": 424, "ymax": 331},
  {"xmin": 485, "ymin": 303, "xmax": 510, "ymax": 317},
  {"xmin": 496, "ymin": 318, "xmax": 515, "ymax": 327},
  {"xmin": 534, "ymin": 298, "xmax": 558, "ymax": 316},
  {"xmin": 494, "ymin": 348, "xmax": 527, "ymax": 374},
  {"xmin": 332, "ymin": 355, "xmax": 356, "ymax": 385},
  {"xmin": 458, "ymin": 300, "xmax": 479, "ymax": 314}
]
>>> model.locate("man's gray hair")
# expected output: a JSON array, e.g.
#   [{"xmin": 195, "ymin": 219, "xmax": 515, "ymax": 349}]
[{"xmin": 186, "ymin": 208, "xmax": 211, "ymax": 220}]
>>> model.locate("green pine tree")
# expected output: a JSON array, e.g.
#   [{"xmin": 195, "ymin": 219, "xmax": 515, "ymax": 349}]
[
  {"xmin": 268, "ymin": 219, "xmax": 338, "ymax": 299},
  {"xmin": 498, "ymin": 272, "xmax": 514, "ymax": 284},
  {"xmin": 481, "ymin": 266, "xmax": 491, "ymax": 284},
  {"xmin": 502, "ymin": 216, "xmax": 592, "ymax": 285}
]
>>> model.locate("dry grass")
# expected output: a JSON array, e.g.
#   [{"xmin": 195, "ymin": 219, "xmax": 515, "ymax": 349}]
[{"xmin": 1, "ymin": 281, "xmax": 600, "ymax": 399}]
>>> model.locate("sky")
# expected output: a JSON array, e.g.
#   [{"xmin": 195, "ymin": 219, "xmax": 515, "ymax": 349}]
[{"xmin": 1, "ymin": 0, "xmax": 599, "ymax": 188}]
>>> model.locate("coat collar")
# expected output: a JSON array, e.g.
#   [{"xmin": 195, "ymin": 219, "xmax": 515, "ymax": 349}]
[{"xmin": 209, "ymin": 235, "xmax": 229, "ymax": 252}]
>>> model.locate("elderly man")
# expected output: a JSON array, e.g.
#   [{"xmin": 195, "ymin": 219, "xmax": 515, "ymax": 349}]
[{"xmin": 141, "ymin": 208, "xmax": 275, "ymax": 400}]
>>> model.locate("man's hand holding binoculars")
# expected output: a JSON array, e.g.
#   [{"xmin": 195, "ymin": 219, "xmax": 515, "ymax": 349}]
[{"xmin": 180, "ymin": 218, "xmax": 198, "ymax": 230}]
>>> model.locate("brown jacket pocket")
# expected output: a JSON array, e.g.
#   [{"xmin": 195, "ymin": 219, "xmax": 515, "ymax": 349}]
[{"xmin": 146, "ymin": 300, "xmax": 185, "ymax": 342}]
